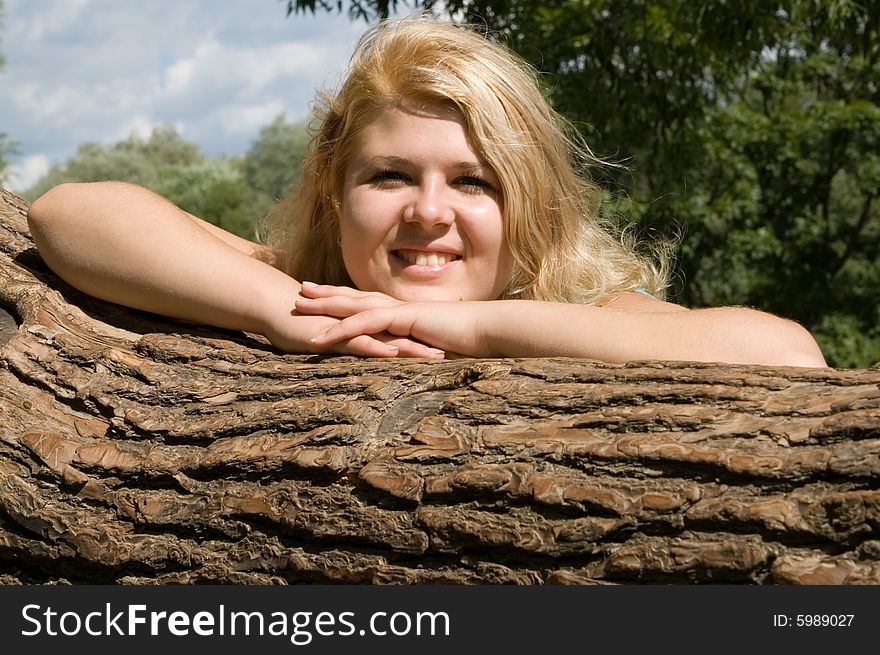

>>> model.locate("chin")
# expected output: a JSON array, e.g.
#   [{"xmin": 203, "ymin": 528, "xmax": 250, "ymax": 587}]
[{"xmin": 392, "ymin": 286, "xmax": 465, "ymax": 302}]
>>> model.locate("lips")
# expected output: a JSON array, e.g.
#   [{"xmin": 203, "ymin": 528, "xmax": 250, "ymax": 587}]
[{"xmin": 394, "ymin": 249, "xmax": 462, "ymax": 267}]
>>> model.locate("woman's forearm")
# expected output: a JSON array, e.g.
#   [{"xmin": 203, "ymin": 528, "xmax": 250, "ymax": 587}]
[
  {"xmin": 27, "ymin": 181, "xmax": 298, "ymax": 336},
  {"xmin": 482, "ymin": 300, "xmax": 827, "ymax": 367}
]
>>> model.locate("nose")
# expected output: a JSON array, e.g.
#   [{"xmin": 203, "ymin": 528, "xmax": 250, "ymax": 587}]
[{"xmin": 403, "ymin": 179, "xmax": 454, "ymax": 229}]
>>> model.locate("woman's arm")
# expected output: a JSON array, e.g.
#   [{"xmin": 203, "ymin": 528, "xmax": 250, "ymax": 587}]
[
  {"xmin": 26, "ymin": 182, "xmax": 442, "ymax": 358},
  {"xmin": 476, "ymin": 299, "xmax": 827, "ymax": 367},
  {"xmin": 298, "ymin": 287, "xmax": 827, "ymax": 367},
  {"xmin": 28, "ymin": 181, "xmax": 286, "ymax": 332}
]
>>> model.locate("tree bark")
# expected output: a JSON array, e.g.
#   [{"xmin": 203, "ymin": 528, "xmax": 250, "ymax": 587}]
[{"xmin": 1, "ymin": 187, "xmax": 879, "ymax": 585}]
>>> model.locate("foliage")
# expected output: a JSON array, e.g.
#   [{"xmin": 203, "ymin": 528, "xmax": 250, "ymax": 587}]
[
  {"xmin": 23, "ymin": 126, "xmax": 258, "ymax": 238},
  {"xmin": 0, "ymin": 137, "xmax": 15, "ymax": 188},
  {"xmin": 23, "ymin": 118, "xmax": 312, "ymax": 241},
  {"xmin": 286, "ymin": 0, "xmax": 419, "ymax": 22},
  {"xmin": 287, "ymin": 0, "xmax": 880, "ymax": 367},
  {"xmin": 242, "ymin": 115, "xmax": 311, "ymax": 220}
]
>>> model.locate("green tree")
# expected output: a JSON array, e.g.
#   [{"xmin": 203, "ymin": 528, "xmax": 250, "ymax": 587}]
[
  {"xmin": 676, "ymin": 20, "xmax": 880, "ymax": 367},
  {"xmin": 0, "ymin": 0, "xmax": 19, "ymax": 187},
  {"xmin": 287, "ymin": 0, "xmax": 880, "ymax": 367},
  {"xmin": 155, "ymin": 158, "xmax": 255, "ymax": 238},
  {"xmin": 0, "ymin": 138, "xmax": 14, "ymax": 188},
  {"xmin": 242, "ymin": 115, "xmax": 310, "ymax": 220},
  {"xmin": 24, "ymin": 126, "xmax": 259, "ymax": 238},
  {"xmin": 286, "ymin": 0, "xmax": 416, "ymax": 21}
]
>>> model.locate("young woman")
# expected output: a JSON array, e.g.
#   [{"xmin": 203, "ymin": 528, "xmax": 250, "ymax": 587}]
[{"xmin": 26, "ymin": 17, "xmax": 826, "ymax": 367}]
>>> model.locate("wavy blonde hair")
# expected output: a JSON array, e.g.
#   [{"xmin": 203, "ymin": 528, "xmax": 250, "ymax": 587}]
[{"xmin": 265, "ymin": 16, "xmax": 670, "ymax": 302}]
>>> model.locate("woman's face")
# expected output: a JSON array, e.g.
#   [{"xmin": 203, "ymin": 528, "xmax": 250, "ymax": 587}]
[{"xmin": 339, "ymin": 104, "xmax": 514, "ymax": 301}]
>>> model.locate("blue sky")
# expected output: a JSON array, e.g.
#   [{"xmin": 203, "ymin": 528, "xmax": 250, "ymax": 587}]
[{"xmin": 0, "ymin": 0, "xmax": 382, "ymax": 191}]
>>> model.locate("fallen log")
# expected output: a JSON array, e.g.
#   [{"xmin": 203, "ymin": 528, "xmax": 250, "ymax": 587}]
[{"xmin": 1, "ymin": 187, "xmax": 878, "ymax": 585}]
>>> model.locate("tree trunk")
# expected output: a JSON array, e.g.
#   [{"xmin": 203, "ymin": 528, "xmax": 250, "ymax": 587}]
[{"xmin": 1, "ymin": 187, "xmax": 879, "ymax": 585}]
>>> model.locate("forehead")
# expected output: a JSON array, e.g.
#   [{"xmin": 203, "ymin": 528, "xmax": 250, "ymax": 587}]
[{"xmin": 349, "ymin": 103, "xmax": 482, "ymax": 163}]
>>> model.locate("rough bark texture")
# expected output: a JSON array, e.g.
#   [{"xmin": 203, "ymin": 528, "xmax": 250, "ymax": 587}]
[{"xmin": 1, "ymin": 187, "xmax": 879, "ymax": 585}]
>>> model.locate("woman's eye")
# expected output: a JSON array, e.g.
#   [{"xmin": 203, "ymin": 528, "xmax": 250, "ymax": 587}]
[
  {"xmin": 370, "ymin": 170, "xmax": 410, "ymax": 187},
  {"xmin": 455, "ymin": 176, "xmax": 493, "ymax": 194}
]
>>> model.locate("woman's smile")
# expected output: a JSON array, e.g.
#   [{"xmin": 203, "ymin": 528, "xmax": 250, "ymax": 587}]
[{"xmin": 393, "ymin": 249, "xmax": 461, "ymax": 268}]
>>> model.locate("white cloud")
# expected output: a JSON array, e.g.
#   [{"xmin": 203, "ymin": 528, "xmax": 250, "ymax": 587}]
[
  {"xmin": 118, "ymin": 116, "xmax": 162, "ymax": 142},
  {"xmin": 12, "ymin": 80, "xmax": 142, "ymax": 129},
  {"xmin": 1, "ymin": 0, "xmax": 365, "ymax": 174},
  {"xmin": 16, "ymin": 0, "xmax": 93, "ymax": 42},
  {"xmin": 7, "ymin": 154, "xmax": 50, "ymax": 193},
  {"xmin": 163, "ymin": 40, "xmax": 325, "ymax": 99},
  {"xmin": 212, "ymin": 101, "xmax": 289, "ymax": 136}
]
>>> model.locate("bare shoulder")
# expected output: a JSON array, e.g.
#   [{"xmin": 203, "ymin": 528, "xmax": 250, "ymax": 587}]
[{"xmin": 596, "ymin": 291, "xmax": 688, "ymax": 313}]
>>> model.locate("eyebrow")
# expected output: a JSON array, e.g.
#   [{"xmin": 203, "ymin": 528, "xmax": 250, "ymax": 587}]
[
  {"xmin": 366, "ymin": 155, "xmax": 490, "ymax": 172},
  {"xmin": 365, "ymin": 155, "xmax": 409, "ymax": 168}
]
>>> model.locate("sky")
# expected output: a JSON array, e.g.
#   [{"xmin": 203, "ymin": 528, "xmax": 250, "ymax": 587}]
[{"xmin": 0, "ymin": 0, "xmax": 380, "ymax": 192}]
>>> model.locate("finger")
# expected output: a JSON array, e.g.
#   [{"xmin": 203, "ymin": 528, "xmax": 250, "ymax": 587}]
[
  {"xmin": 295, "ymin": 297, "xmax": 361, "ymax": 318},
  {"xmin": 324, "ymin": 334, "xmax": 443, "ymax": 359},
  {"xmin": 381, "ymin": 336, "xmax": 445, "ymax": 359},
  {"xmin": 295, "ymin": 296, "xmax": 393, "ymax": 318},
  {"xmin": 310, "ymin": 308, "xmax": 410, "ymax": 347},
  {"xmin": 299, "ymin": 282, "xmax": 401, "ymax": 308},
  {"xmin": 300, "ymin": 282, "xmax": 371, "ymax": 299},
  {"xmin": 327, "ymin": 334, "xmax": 401, "ymax": 358}
]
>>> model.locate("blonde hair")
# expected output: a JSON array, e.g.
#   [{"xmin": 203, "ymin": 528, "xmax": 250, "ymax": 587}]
[{"xmin": 265, "ymin": 16, "xmax": 670, "ymax": 302}]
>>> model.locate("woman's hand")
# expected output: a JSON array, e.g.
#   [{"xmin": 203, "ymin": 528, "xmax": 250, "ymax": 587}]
[
  {"xmin": 296, "ymin": 282, "xmax": 405, "ymax": 316},
  {"xmin": 262, "ymin": 282, "xmax": 446, "ymax": 359},
  {"xmin": 297, "ymin": 292, "xmax": 491, "ymax": 357}
]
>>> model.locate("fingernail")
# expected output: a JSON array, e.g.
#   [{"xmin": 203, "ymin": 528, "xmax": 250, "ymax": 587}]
[
  {"xmin": 386, "ymin": 344, "xmax": 399, "ymax": 351},
  {"xmin": 428, "ymin": 348, "xmax": 445, "ymax": 357},
  {"xmin": 301, "ymin": 280, "xmax": 317, "ymax": 287}
]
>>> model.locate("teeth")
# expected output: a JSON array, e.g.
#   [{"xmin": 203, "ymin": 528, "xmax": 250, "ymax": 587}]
[{"xmin": 399, "ymin": 250, "xmax": 456, "ymax": 266}]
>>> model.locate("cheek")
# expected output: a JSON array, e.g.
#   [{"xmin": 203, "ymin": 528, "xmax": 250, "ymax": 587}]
[
  {"xmin": 489, "ymin": 241, "xmax": 515, "ymax": 296},
  {"xmin": 342, "ymin": 214, "xmax": 384, "ymax": 259},
  {"xmin": 488, "ymin": 205, "xmax": 515, "ymax": 293},
  {"xmin": 472, "ymin": 204, "xmax": 509, "ymax": 262},
  {"xmin": 339, "ymin": 199, "xmax": 393, "ymax": 286},
  {"xmin": 340, "ymin": 188, "xmax": 391, "ymax": 241},
  {"xmin": 339, "ymin": 212, "xmax": 367, "ymax": 271},
  {"xmin": 465, "ymin": 206, "xmax": 514, "ymax": 298}
]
